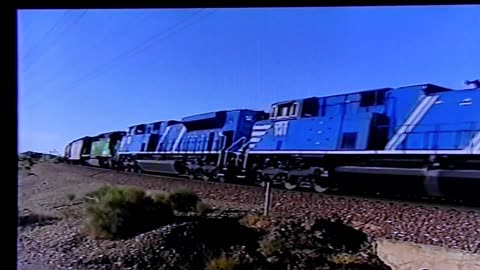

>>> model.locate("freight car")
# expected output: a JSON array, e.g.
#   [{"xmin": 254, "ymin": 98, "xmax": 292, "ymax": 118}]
[
  {"xmin": 64, "ymin": 136, "xmax": 92, "ymax": 165},
  {"xmin": 64, "ymin": 131, "xmax": 125, "ymax": 167},
  {"xmin": 63, "ymin": 81, "xmax": 480, "ymax": 201}
]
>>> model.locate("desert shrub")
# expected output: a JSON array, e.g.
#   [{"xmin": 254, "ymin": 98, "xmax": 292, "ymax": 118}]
[
  {"xmin": 18, "ymin": 159, "xmax": 34, "ymax": 171},
  {"xmin": 85, "ymin": 186, "xmax": 173, "ymax": 239},
  {"xmin": 166, "ymin": 189, "xmax": 200, "ymax": 213},
  {"xmin": 152, "ymin": 193, "xmax": 168, "ymax": 204},
  {"xmin": 327, "ymin": 253, "xmax": 367, "ymax": 265},
  {"xmin": 85, "ymin": 185, "xmax": 116, "ymax": 201},
  {"xmin": 196, "ymin": 201, "xmax": 213, "ymax": 215},
  {"xmin": 259, "ymin": 237, "xmax": 286, "ymax": 258},
  {"xmin": 240, "ymin": 214, "xmax": 275, "ymax": 231},
  {"xmin": 205, "ymin": 257, "xmax": 240, "ymax": 270}
]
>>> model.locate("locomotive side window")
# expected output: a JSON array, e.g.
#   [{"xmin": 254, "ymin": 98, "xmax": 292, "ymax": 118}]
[
  {"xmin": 270, "ymin": 106, "xmax": 278, "ymax": 119},
  {"xmin": 360, "ymin": 91, "xmax": 376, "ymax": 107},
  {"xmin": 302, "ymin": 98, "xmax": 319, "ymax": 117},
  {"xmin": 289, "ymin": 103, "xmax": 299, "ymax": 116},
  {"xmin": 376, "ymin": 90, "xmax": 386, "ymax": 105},
  {"xmin": 152, "ymin": 122, "xmax": 161, "ymax": 133},
  {"xmin": 135, "ymin": 125, "xmax": 145, "ymax": 134},
  {"xmin": 360, "ymin": 90, "xmax": 387, "ymax": 107}
]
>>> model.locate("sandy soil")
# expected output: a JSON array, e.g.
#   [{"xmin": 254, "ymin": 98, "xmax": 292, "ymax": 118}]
[{"xmin": 17, "ymin": 162, "xmax": 480, "ymax": 269}]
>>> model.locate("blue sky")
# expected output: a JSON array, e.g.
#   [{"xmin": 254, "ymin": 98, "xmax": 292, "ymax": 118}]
[{"xmin": 17, "ymin": 6, "xmax": 480, "ymax": 154}]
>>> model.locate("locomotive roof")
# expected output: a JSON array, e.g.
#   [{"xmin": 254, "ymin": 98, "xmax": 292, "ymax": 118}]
[
  {"xmin": 92, "ymin": 130, "xmax": 126, "ymax": 138},
  {"xmin": 128, "ymin": 120, "xmax": 179, "ymax": 128},
  {"xmin": 181, "ymin": 109, "xmax": 265, "ymax": 121},
  {"xmin": 271, "ymin": 83, "xmax": 452, "ymax": 106}
]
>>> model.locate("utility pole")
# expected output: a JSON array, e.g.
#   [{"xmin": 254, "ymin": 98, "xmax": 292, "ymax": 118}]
[{"xmin": 263, "ymin": 180, "xmax": 272, "ymax": 216}]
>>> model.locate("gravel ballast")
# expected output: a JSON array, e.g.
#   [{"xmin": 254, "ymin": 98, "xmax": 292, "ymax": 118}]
[{"xmin": 17, "ymin": 162, "xmax": 480, "ymax": 270}]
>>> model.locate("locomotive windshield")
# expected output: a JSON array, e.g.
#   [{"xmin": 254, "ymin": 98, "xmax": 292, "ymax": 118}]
[
  {"xmin": 270, "ymin": 98, "xmax": 319, "ymax": 119},
  {"xmin": 271, "ymin": 102, "xmax": 297, "ymax": 119}
]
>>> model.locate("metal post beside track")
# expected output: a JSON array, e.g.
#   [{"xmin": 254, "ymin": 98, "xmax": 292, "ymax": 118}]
[{"xmin": 263, "ymin": 181, "xmax": 272, "ymax": 216}]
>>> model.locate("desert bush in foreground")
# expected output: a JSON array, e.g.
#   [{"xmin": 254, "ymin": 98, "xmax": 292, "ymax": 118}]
[
  {"xmin": 196, "ymin": 201, "xmax": 213, "ymax": 215},
  {"xmin": 259, "ymin": 237, "xmax": 287, "ymax": 258},
  {"xmin": 85, "ymin": 186, "xmax": 173, "ymax": 239},
  {"xmin": 166, "ymin": 189, "xmax": 200, "ymax": 212},
  {"xmin": 241, "ymin": 214, "xmax": 276, "ymax": 231},
  {"xmin": 327, "ymin": 253, "xmax": 367, "ymax": 265},
  {"xmin": 152, "ymin": 193, "xmax": 168, "ymax": 204},
  {"xmin": 205, "ymin": 256, "xmax": 241, "ymax": 270}
]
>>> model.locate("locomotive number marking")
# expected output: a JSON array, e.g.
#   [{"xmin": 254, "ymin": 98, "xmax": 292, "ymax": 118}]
[{"xmin": 274, "ymin": 121, "xmax": 289, "ymax": 136}]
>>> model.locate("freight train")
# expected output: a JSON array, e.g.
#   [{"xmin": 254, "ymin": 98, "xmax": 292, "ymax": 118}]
[{"xmin": 64, "ymin": 80, "xmax": 480, "ymax": 201}]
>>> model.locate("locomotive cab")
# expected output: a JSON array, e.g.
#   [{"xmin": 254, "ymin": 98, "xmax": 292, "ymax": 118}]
[{"xmin": 269, "ymin": 97, "xmax": 319, "ymax": 120}]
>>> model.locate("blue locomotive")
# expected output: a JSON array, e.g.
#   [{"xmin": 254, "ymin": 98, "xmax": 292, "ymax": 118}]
[{"xmin": 64, "ymin": 80, "xmax": 480, "ymax": 200}]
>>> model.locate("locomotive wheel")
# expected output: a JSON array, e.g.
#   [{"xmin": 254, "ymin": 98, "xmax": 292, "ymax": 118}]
[
  {"xmin": 217, "ymin": 174, "xmax": 227, "ymax": 183},
  {"xmin": 125, "ymin": 165, "xmax": 134, "ymax": 173},
  {"xmin": 195, "ymin": 169, "xmax": 202, "ymax": 176},
  {"xmin": 195, "ymin": 169, "xmax": 210, "ymax": 181},
  {"xmin": 312, "ymin": 176, "xmax": 329, "ymax": 193},
  {"xmin": 209, "ymin": 169, "xmax": 218, "ymax": 182},
  {"xmin": 273, "ymin": 173, "xmax": 289, "ymax": 186},
  {"xmin": 283, "ymin": 176, "xmax": 298, "ymax": 190},
  {"xmin": 133, "ymin": 164, "xmax": 143, "ymax": 173},
  {"xmin": 255, "ymin": 172, "xmax": 267, "ymax": 187}
]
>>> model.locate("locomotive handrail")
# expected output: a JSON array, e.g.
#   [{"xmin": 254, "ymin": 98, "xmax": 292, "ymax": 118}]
[
  {"xmin": 223, "ymin": 137, "xmax": 247, "ymax": 165},
  {"xmin": 378, "ymin": 120, "xmax": 480, "ymax": 130},
  {"xmin": 216, "ymin": 132, "xmax": 227, "ymax": 166},
  {"xmin": 225, "ymin": 137, "xmax": 247, "ymax": 152},
  {"xmin": 238, "ymin": 138, "xmax": 253, "ymax": 153}
]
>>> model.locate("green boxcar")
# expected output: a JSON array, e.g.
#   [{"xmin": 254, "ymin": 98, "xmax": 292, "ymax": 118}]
[{"xmin": 90, "ymin": 138, "xmax": 111, "ymax": 157}]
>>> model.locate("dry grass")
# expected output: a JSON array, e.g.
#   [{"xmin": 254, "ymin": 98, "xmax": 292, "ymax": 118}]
[
  {"xmin": 327, "ymin": 253, "xmax": 367, "ymax": 265},
  {"xmin": 205, "ymin": 256, "xmax": 240, "ymax": 270},
  {"xmin": 166, "ymin": 189, "xmax": 200, "ymax": 213},
  {"xmin": 240, "ymin": 214, "xmax": 275, "ymax": 231}
]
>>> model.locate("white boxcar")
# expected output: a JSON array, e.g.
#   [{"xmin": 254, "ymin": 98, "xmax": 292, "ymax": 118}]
[{"xmin": 70, "ymin": 139, "xmax": 84, "ymax": 160}]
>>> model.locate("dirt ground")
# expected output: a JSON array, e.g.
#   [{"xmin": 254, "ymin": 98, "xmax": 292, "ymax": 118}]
[
  {"xmin": 17, "ymin": 162, "xmax": 480, "ymax": 270},
  {"xmin": 17, "ymin": 162, "xmax": 262, "ymax": 270},
  {"xmin": 377, "ymin": 238, "xmax": 480, "ymax": 270}
]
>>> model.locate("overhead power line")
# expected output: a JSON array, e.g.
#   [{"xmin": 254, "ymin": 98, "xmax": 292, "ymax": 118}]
[
  {"xmin": 33, "ymin": 11, "xmax": 153, "ymax": 92},
  {"xmin": 22, "ymin": 10, "xmax": 89, "ymax": 74},
  {"xmin": 59, "ymin": 9, "xmax": 211, "ymax": 92},
  {"xmin": 22, "ymin": 10, "xmax": 72, "ymax": 62},
  {"xmin": 30, "ymin": 9, "xmax": 213, "ymax": 109}
]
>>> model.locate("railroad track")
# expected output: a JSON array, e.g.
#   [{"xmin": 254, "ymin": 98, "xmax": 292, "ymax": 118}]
[
  {"xmin": 65, "ymin": 163, "xmax": 480, "ymax": 211},
  {"xmin": 34, "ymin": 162, "xmax": 480, "ymax": 253}
]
